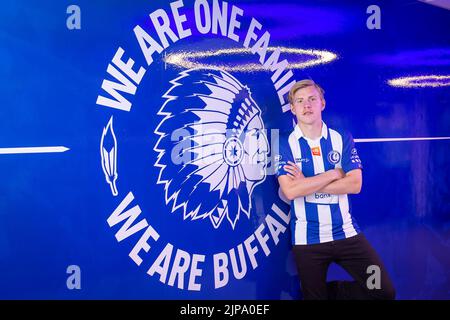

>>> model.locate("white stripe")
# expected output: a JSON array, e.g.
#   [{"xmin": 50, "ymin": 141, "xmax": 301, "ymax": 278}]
[
  {"xmin": 0, "ymin": 146, "xmax": 70, "ymax": 154},
  {"xmin": 354, "ymin": 136, "xmax": 450, "ymax": 143},
  {"xmin": 310, "ymin": 142, "xmax": 325, "ymax": 174},
  {"xmin": 338, "ymin": 194, "xmax": 357, "ymax": 237},
  {"xmin": 328, "ymin": 129, "xmax": 343, "ymax": 168},
  {"xmin": 294, "ymin": 198, "xmax": 307, "ymax": 245},
  {"xmin": 318, "ymin": 205, "xmax": 333, "ymax": 243}
]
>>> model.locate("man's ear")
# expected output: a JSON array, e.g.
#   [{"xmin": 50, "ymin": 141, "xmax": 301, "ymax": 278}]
[
  {"xmin": 290, "ymin": 104, "xmax": 296, "ymax": 115},
  {"xmin": 321, "ymin": 99, "xmax": 326, "ymax": 111}
]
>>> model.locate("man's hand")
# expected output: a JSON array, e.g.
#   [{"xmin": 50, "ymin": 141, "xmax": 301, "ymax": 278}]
[
  {"xmin": 284, "ymin": 161, "xmax": 345, "ymax": 181},
  {"xmin": 283, "ymin": 161, "xmax": 304, "ymax": 179},
  {"xmin": 318, "ymin": 169, "xmax": 362, "ymax": 195},
  {"xmin": 334, "ymin": 168, "xmax": 345, "ymax": 179},
  {"xmin": 277, "ymin": 165, "xmax": 344, "ymax": 200}
]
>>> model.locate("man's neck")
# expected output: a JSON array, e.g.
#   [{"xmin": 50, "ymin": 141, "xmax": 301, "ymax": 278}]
[{"xmin": 298, "ymin": 121, "xmax": 323, "ymax": 140}]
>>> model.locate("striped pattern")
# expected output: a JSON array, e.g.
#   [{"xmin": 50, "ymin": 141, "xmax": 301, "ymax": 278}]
[{"xmin": 277, "ymin": 122, "xmax": 362, "ymax": 245}]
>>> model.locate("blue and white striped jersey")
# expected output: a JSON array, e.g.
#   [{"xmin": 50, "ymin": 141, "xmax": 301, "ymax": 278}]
[{"xmin": 275, "ymin": 122, "xmax": 363, "ymax": 245}]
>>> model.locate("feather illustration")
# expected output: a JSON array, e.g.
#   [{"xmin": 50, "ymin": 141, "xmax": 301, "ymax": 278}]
[{"xmin": 100, "ymin": 116, "xmax": 118, "ymax": 196}]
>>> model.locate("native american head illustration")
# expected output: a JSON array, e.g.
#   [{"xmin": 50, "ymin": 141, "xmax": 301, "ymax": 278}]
[{"xmin": 153, "ymin": 68, "xmax": 269, "ymax": 229}]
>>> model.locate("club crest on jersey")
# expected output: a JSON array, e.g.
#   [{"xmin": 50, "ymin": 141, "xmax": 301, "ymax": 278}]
[
  {"xmin": 327, "ymin": 150, "xmax": 341, "ymax": 165},
  {"xmin": 153, "ymin": 68, "xmax": 270, "ymax": 229}
]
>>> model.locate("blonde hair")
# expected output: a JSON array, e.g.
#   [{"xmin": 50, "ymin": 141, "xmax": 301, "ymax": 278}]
[{"xmin": 288, "ymin": 79, "xmax": 325, "ymax": 104}]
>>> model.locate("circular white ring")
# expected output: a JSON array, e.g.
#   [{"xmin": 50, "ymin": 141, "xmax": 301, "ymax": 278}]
[{"xmin": 223, "ymin": 137, "xmax": 244, "ymax": 166}]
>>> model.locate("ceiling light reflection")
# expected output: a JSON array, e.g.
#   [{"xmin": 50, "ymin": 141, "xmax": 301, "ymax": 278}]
[
  {"xmin": 388, "ymin": 75, "xmax": 450, "ymax": 88},
  {"xmin": 164, "ymin": 47, "xmax": 338, "ymax": 72}
]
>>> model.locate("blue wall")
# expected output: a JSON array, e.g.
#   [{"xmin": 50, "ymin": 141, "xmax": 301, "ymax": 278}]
[{"xmin": 0, "ymin": 0, "xmax": 449, "ymax": 299}]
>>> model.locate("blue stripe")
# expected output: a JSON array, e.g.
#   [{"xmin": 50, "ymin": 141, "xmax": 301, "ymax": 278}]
[
  {"xmin": 330, "ymin": 204, "xmax": 345, "ymax": 241},
  {"xmin": 290, "ymin": 200, "xmax": 296, "ymax": 245},
  {"xmin": 299, "ymin": 138, "xmax": 314, "ymax": 177},
  {"xmin": 305, "ymin": 202, "xmax": 320, "ymax": 244},
  {"xmin": 276, "ymin": 134, "xmax": 295, "ymax": 176},
  {"xmin": 276, "ymin": 160, "xmax": 288, "ymax": 176},
  {"xmin": 353, "ymin": 222, "xmax": 361, "ymax": 233},
  {"xmin": 347, "ymin": 195, "xmax": 361, "ymax": 233}
]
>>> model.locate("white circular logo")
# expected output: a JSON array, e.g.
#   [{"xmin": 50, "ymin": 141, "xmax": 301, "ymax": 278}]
[
  {"xmin": 223, "ymin": 137, "xmax": 244, "ymax": 166},
  {"xmin": 327, "ymin": 150, "xmax": 341, "ymax": 164}
]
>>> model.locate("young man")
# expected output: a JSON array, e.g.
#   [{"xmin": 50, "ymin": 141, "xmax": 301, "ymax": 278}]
[{"xmin": 275, "ymin": 79, "xmax": 395, "ymax": 300}]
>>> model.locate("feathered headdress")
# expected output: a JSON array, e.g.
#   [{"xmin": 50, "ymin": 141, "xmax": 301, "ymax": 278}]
[{"xmin": 154, "ymin": 68, "xmax": 268, "ymax": 229}]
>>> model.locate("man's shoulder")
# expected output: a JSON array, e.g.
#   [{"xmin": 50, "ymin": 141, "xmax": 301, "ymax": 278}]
[
  {"xmin": 275, "ymin": 129, "xmax": 295, "ymax": 156},
  {"xmin": 279, "ymin": 128, "xmax": 294, "ymax": 139},
  {"xmin": 327, "ymin": 125, "xmax": 353, "ymax": 141},
  {"xmin": 278, "ymin": 128, "xmax": 297, "ymax": 148}
]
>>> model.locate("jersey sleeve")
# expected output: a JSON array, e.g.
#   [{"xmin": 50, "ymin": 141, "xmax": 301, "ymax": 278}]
[
  {"xmin": 274, "ymin": 134, "xmax": 294, "ymax": 177},
  {"xmin": 341, "ymin": 131, "xmax": 363, "ymax": 173}
]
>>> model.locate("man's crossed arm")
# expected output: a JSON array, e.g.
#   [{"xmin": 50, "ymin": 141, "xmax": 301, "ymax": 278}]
[{"xmin": 278, "ymin": 161, "xmax": 362, "ymax": 200}]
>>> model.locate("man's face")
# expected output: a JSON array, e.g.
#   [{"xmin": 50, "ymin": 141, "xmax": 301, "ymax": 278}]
[
  {"xmin": 242, "ymin": 115, "xmax": 269, "ymax": 181},
  {"xmin": 290, "ymin": 85, "xmax": 325, "ymax": 126}
]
